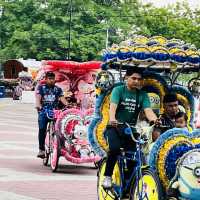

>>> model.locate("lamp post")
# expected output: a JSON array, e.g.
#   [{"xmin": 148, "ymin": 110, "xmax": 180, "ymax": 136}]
[
  {"xmin": 106, "ymin": 28, "xmax": 109, "ymax": 49},
  {"xmin": 100, "ymin": 19, "xmax": 109, "ymax": 49},
  {"xmin": 0, "ymin": 6, "xmax": 3, "ymax": 76},
  {"xmin": 67, "ymin": 0, "xmax": 72, "ymax": 60}
]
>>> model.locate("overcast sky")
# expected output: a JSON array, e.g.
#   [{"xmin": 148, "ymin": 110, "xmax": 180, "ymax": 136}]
[{"xmin": 140, "ymin": 0, "xmax": 200, "ymax": 9}]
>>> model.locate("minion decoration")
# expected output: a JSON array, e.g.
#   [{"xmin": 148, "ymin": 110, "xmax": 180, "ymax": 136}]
[
  {"xmin": 168, "ymin": 149, "xmax": 200, "ymax": 200},
  {"xmin": 147, "ymin": 92, "xmax": 160, "ymax": 115},
  {"xmin": 188, "ymin": 77, "xmax": 200, "ymax": 98},
  {"xmin": 95, "ymin": 70, "xmax": 115, "ymax": 92},
  {"xmin": 147, "ymin": 128, "xmax": 200, "ymax": 200}
]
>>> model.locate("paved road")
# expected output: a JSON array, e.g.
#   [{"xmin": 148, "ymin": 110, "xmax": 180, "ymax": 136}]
[{"xmin": 0, "ymin": 98, "xmax": 97, "ymax": 200}]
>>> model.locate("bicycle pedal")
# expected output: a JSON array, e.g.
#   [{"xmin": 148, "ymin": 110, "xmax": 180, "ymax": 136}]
[
  {"xmin": 102, "ymin": 187, "xmax": 120, "ymax": 199},
  {"xmin": 122, "ymin": 192, "xmax": 129, "ymax": 199},
  {"xmin": 103, "ymin": 186, "xmax": 113, "ymax": 190}
]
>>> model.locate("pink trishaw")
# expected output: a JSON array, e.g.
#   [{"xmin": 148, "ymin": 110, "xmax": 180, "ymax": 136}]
[{"xmin": 36, "ymin": 61, "xmax": 101, "ymax": 172}]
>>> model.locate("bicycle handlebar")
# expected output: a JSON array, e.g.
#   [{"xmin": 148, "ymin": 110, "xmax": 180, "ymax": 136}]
[
  {"xmin": 107, "ymin": 122, "xmax": 147, "ymax": 144},
  {"xmin": 124, "ymin": 122, "xmax": 147, "ymax": 144},
  {"xmin": 107, "ymin": 121, "xmax": 171, "ymax": 144},
  {"xmin": 38, "ymin": 106, "xmax": 54, "ymax": 120}
]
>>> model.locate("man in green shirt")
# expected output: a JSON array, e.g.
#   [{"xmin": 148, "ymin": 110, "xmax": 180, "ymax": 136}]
[{"xmin": 102, "ymin": 68, "xmax": 158, "ymax": 189}]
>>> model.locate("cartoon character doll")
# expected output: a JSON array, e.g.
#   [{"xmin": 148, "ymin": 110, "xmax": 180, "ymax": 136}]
[
  {"xmin": 72, "ymin": 124, "xmax": 92, "ymax": 158},
  {"xmin": 167, "ymin": 150, "xmax": 200, "ymax": 200},
  {"xmin": 74, "ymin": 74, "xmax": 95, "ymax": 110}
]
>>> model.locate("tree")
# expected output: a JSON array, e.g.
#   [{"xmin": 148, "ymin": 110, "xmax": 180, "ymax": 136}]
[
  {"xmin": 0, "ymin": 0, "xmax": 200, "ymax": 62},
  {"xmin": 0, "ymin": 0, "xmax": 144, "ymax": 61},
  {"xmin": 138, "ymin": 2, "xmax": 200, "ymax": 48}
]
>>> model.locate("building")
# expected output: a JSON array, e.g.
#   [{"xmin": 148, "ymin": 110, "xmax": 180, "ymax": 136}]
[{"xmin": 3, "ymin": 59, "xmax": 42, "ymax": 79}]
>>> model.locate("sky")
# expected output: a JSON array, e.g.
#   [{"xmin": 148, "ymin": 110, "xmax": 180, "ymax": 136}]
[{"xmin": 140, "ymin": 0, "xmax": 200, "ymax": 9}]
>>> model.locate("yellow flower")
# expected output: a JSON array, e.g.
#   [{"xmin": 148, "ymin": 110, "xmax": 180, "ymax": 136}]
[{"xmin": 157, "ymin": 136, "xmax": 191, "ymax": 190}]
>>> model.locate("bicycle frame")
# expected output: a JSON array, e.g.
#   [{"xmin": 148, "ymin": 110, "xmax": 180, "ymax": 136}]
[
  {"xmin": 110, "ymin": 140, "xmax": 147, "ymax": 199},
  {"xmin": 98, "ymin": 122, "xmax": 163, "ymax": 200}
]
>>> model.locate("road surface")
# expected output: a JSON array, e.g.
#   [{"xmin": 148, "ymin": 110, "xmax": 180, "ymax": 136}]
[{"xmin": 0, "ymin": 98, "xmax": 97, "ymax": 200}]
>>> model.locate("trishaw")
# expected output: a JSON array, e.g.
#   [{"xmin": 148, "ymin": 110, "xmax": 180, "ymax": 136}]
[
  {"xmin": 13, "ymin": 71, "xmax": 34, "ymax": 100},
  {"xmin": 88, "ymin": 35, "xmax": 200, "ymax": 200},
  {"xmin": 36, "ymin": 61, "xmax": 102, "ymax": 172}
]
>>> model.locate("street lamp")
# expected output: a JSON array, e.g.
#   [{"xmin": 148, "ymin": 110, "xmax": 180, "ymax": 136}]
[
  {"xmin": 67, "ymin": 0, "xmax": 72, "ymax": 60},
  {"xmin": 100, "ymin": 19, "xmax": 109, "ymax": 48},
  {"xmin": 106, "ymin": 28, "xmax": 109, "ymax": 49}
]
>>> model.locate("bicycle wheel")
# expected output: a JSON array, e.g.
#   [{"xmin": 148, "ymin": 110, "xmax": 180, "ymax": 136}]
[
  {"xmin": 43, "ymin": 128, "xmax": 50, "ymax": 166},
  {"xmin": 43, "ymin": 149, "xmax": 50, "ymax": 166},
  {"xmin": 50, "ymin": 133, "xmax": 60, "ymax": 172},
  {"xmin": 129, "ymin": 168, "xmax": 163, "ymax": 200},
  {"xmin": 97, "ymin": 159, "xmax": 121, "ymax": 200}
]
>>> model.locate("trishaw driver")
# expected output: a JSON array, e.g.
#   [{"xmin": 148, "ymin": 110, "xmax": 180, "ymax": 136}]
[
  {"xmin": 35, "ymin": 72, "xmax": 68, "ymax": 158},
  {"xmin": 102, "ymin": 68, "xmax": 158, "ymax": 189}
]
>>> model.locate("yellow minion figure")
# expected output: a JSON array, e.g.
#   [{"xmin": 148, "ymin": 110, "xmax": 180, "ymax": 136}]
[{"xmin": 167, "ymin": 150, "xmax": 200, "ymax": 200}]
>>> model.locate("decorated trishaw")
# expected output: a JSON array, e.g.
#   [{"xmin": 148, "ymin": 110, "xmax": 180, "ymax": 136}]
[
  {"xmin": 88, "ymin": 35, "xmax": 200, "ymax": 199},
  {"xmin": 13, "ymin": 71, "xmax": 34, "ymax": 100},
  {"xmin": 36, "ymin": 61, "xmax": 102, "ymax": 172}
]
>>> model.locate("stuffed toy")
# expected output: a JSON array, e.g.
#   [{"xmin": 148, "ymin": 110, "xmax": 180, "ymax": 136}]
[{"xmin": 167, "ymin": 150, "xmax": 200, "ymax": 200}]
